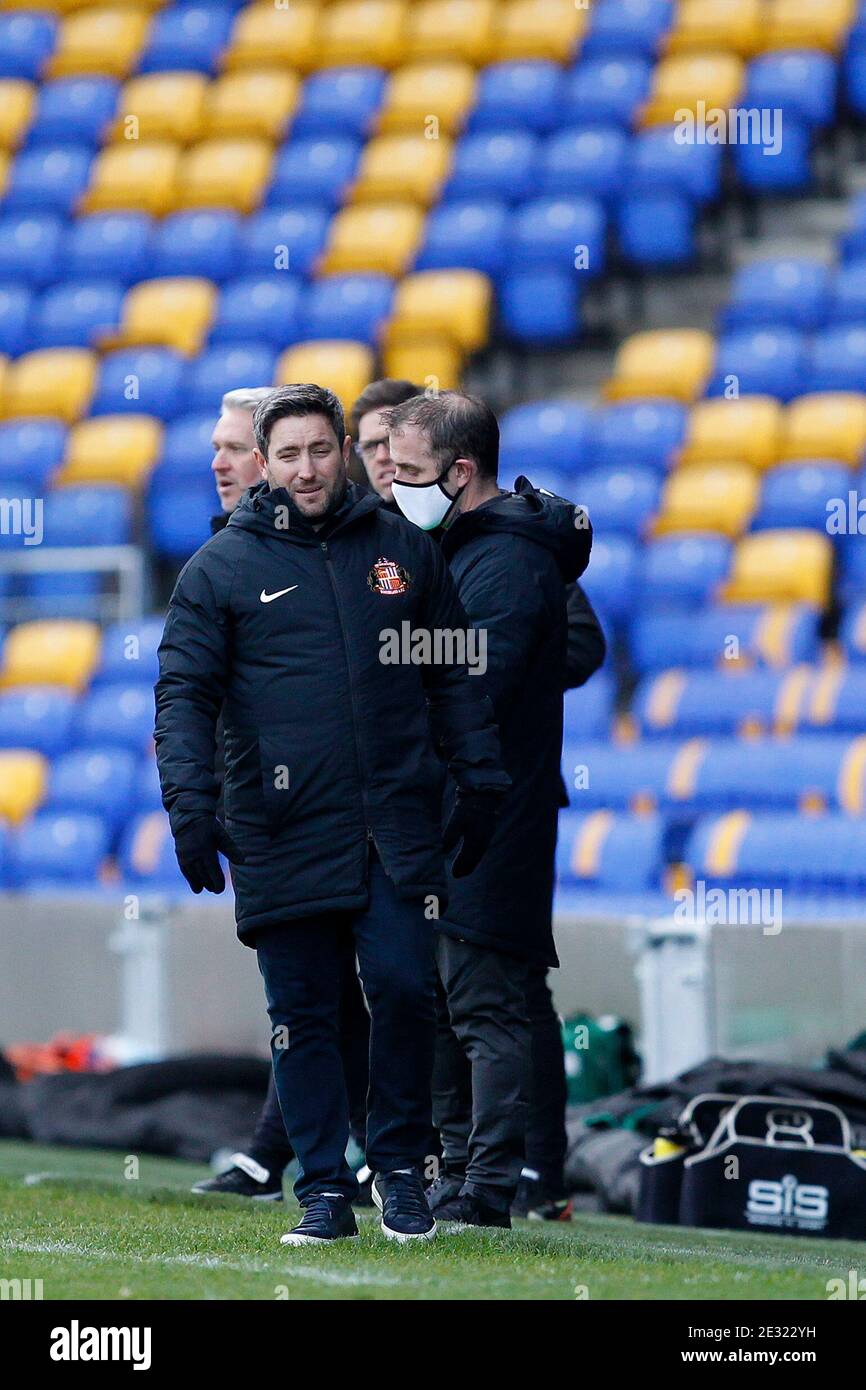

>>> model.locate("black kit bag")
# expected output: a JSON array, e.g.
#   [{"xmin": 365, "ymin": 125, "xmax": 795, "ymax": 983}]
[
  {"xmin": 636, "ymin": 1093, "xmax": 739, "ymax": 1225},
  {"xmin": 678, "ymin": 1095, "xmax": 866, "ymax": 1240}
]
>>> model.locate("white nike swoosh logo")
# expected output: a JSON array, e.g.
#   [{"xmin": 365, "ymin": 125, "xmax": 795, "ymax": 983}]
[{"xmin": 260, "ymin": 586, "xmax": 298, "ymax": 603}]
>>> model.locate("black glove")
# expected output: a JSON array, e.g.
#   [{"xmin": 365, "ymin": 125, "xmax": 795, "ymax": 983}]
[
  {"xmin": 174, "ymin": 817, "xmax": 246, "ymax": 895},
  {"xmin": 442, "ymin": 790, "xmax": 501, "ymax": 879}
]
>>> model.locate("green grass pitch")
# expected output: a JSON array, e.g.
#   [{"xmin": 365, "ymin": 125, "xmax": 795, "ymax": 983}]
[{"xmin": 0, "ymin": 1141, "xmax": 863, "ymax": 1301}]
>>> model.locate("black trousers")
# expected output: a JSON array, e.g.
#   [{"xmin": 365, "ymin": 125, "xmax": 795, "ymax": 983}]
[
  {"xmin": 433, "ymin": 934, "xmax": 568, "ymax": 1205},
  {"xmin": 255, "ymin": 858, "xmax": 436, "ymax": 1204}
]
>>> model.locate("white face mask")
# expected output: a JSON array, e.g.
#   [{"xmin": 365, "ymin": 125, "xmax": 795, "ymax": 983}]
[{"xmin": 391, "ymin": 465, "xmax": 463, "ymax": 531}]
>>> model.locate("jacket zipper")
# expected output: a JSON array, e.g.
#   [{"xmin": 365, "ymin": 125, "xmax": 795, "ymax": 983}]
[{"xmin": 320, "ymin": 540, "xmax": 379, "ymax": 862}]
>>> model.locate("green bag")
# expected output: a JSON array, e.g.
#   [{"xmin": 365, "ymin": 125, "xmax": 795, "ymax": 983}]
[{"xmin": 561, "ymin": 1012, "xmax": 641, "ymax": 1104}]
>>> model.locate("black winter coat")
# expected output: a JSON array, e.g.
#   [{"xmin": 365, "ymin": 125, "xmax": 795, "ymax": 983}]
[
  {"xmin": 437, "ymin": 477, "xmax": 592, "ymax": 968},
  {"xmin": 155, "ymin": 481, "xmax": 509, "ymax": 942}
]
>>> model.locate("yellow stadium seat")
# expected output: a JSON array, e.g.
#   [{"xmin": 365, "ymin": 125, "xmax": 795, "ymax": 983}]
[
  {"xmin": 57, "ymin": 414, "xmax": 163, "ymax": 487},
  {"xmin": 0, "ymin": 355, "xmax": 7, "ymax": 415},
  {"xmin": 391, "ymin": 270, "xmax": 492, "ymax": 353},
  {"xmin": 48, "ymin": 8, "xmax": 152, "ymax": 80},
  {"xmin": 0, "ymin": 620, "xmax": 101, "ymax": 691},
  {"xmin": 405, "ymin": 0, "xmax": 496, "ymax": 63},
  {"xmin": 319, "ymin": 1, "xmax": 407, "ymax": 69},
  {"xmin": 276, "ymin": 342, "xmax": 374, "ymax": 416},
  {"xmin": 720, "ymin": 530, "xmax": 834, "ymax": 607},
  {"xmin": 382, "ymin": 329, "xmax": 463, "ymax": 392},
  {"xmin": 641, "ymin": 54, "xmax": 745, "ymax": 127},
  {"xmin": 762, "ymin": 0, "xmax": 856, "ymax": 55},
  {"xmin": 781, "ymin": 393, "xmax": 866, "ymax": 466},
  {"xmin": 666, "ymin": 0, "xmax": 763, "ymax": 59},
  {"xmin": 494, "ymin": 0, "xmax": 588, "ymax": 63},
  {"xmin": 79, "ymin": 141, "xmax": 180, "ymax": 216},
  {"xmin": 175, "ymin": 138, "xmax": 273, "ymax": 214},
  {"xmin": 351, "ymin": 134, "xmax": 452, "ymax": 205},
  {"xmin": 652, "ymin": 462, "xmax": 759, "ymax": 538},
  {"xmin": 378, "ymin": 63, "xmax": 476, "ymax": 136},
  {"xmin": 0, "ymin": 80, "xmax": 35, "ymax": 150},
  {"xmin": 0, "ymin": 751, "xmax": 46, "ymax": 826},
  {"xmin": 679, "ymin": 396, "xmax": 783, "ymax": 471},
  {"xmin": 222, "ymin": 1, "xmax": 318, "ymax": 73},
  {"xmin": 320, "ymin": 203, "xmax": 425, "ymax": 277},
  {"xmin": 605, "ymin": 330, "xmax": 715, "ymax": 403},
  {"xmin": 100, "ymin": 278, "xmax": 216, "ymax": 356},
  {"xmin": 111, "ymin": 73, "xmax": 206, "ymax": 144},
  {"xmin": 0, "ymin": 152, "xmax": 9, "ymax": 200},
  {"xmin": 202, "ymin": 70, "xmax": 300, "ymax": 143},
  {"xmin": 2, "ymin": 348, "xmax": 96, "ymax": 423}
]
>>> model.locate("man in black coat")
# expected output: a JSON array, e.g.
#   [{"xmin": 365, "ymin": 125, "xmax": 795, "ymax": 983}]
[
  {"xmin": 385, "ymin": 391, "xmax": 593, "ymax": 1227},
  {"xmin": 154, "ymin": 383, "xmax": 509, "ymax": 1245}
]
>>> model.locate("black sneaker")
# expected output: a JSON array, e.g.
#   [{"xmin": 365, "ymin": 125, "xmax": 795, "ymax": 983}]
[
  {"xmin": 280, "ymin": 1193, "xmax": 358, "ymax": 1246},
  {"xmin": 512, "ymin": 1173, "xmax": 572, "ymax": 1222},
  {"xmin": 191, "ymin": 1153, "xmax": 283, "ymax": 1201},
  {"xmin": 434, "ymin": 1192, "xmax": 512, "ymax": 1229},
  {"xmin": 372, "ymin": 1170, "xmax": 436, "ymax": 1242},
  {"xmin": 425, "ymin": 1172, "xmax": 464, "ymax": 1213}
]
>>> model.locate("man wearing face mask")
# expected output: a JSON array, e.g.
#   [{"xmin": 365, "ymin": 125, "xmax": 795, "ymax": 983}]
[{"xmin": 384, "ymin": 391, "xmax": 593, "ymax": 1229}]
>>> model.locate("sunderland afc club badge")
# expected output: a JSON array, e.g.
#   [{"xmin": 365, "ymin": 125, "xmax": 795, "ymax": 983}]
[{"xmin": 367, "ymin": 556, "xmax": 411, "ymax": 595}]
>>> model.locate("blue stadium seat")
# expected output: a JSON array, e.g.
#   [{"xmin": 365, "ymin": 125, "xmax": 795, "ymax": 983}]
[
  {"xmin": 743, "ymin": 52, "xmax": 837, "ymax": 131},
  {"xmin": 556, "ymin": 809, "xmax": 664, "ymax": 891},
  {"xmin": 415, "ymin": 200, "xmax": 509, "ymax": 277},
  {"xmin": 10, "ymin": 810, "xmax": 110, "ymax": 887},
  {"xmin": 630, "ymin": 603, "xmax": 820, "ymax": 673},
  {"xmin": 0, "ymin": 214, "xmax": 64, "ymax": 285},
  {"xmin": 76, "ymin": 683, "xmax": 155, "ymax": 754},
  {"xmin": 807, "ymin": 325, "xmax": 866, "ymax": 393},
  {"xmin": 626, "ymin": 128, "xmax": 722, "ymax": 205},
  {"xmin": 561, "ymin": 739, "xmax": 677, "ymax": 811},
  {"xmin": 827, "ymin": 260, "xmax": 866, "ymax": 322},
  {"xmin": 26, "ymin": 78, "xmax": 119, "ymax": 148},
  {"xmin": 705, "ymin": 327, "xmax": 807, "ymax": 402},
  {"xmin": 468, "ymin": 62, "xmax": 564, "ymax": 134},
  {"xmin": 753, "ymin": 462, "xmax": 849, "ymax": 531},
  {"xmin": 119, "ymin": 808, "xmax": 187, "ymax": 890},
  {"xmin": 446, "ymin": 129, "xmax": 539, "ymax": 201},
  {"xmin": 24, "ymin": 572, "xmax": 102, "ymax": 620},
  {"xmin": 685, "ymin": 813, "xmax": 866, "ymax": 894},
  {"xmin": 65, "ymin": 213, "xmax": 154, "ymax": 286},
  {"xmin": 0, "ymin": 12, "xmax": 57, "ymax": 80},
  {"xmin": 841, "ymin": 599, "xmax": 866, "ymax": 660},
  {"xmin": 540, "ymin": 127, "xmax": 627, "ymax": 202},
  {"xmin": 91, "ymin": 349, "xmax": 185, "ymax": 420},
  {"xmin": 0, "ymin": 688, "xmax": 77, "ymax": 756},
  {"xmin": 593, "ymin": 400, "xmax": 687, "ymax": 472},
  {"xmin": 802, "ymin": 668, "xmax": 866, "ymax": 734},
  {"xmin": 294, "ymin": 68, "xmax": 386, "ymax": 138},
  {"xmin": 237, "ymin": 207, "xmax": 330, "ymax": 277},
  {"xmin": 30, "ymin": 280, "xmax": 123, "ymax": 349},
  {"xmin": 0, "ymin": 419, "xmax": 67, "ymax": 489},
  {"xmin": 840, "ymin": 192, "xmax": 866, "ymax": 261},
  {"xmin": 138, "ymin": 4, "xmax": 236, "ymax": 75},
  {"xmin": 3, "ymin": 144, "xmax": 92, "ymax": 215},
  {"xmin": 46, "ymin": 747, "xmax": 138, "ymax": 836},
  {"xmin": 302, "ymin": 274, "xmax": 394, "ymax": 346},
  {"xmin": 722, "ymin": 258, "xmax": 831, "ymax": 332},
  {"xmin": 210, "ymin": 275, "xmax": 303, "ymax": 346},
  {"xmin": 579, "ymin": 534, "xmax": 639, "ymax": 625},
  {"xmin": 155, "ymin": 413, "xmax": 216, "ymax": 480},
  {"xmin": 499, "ymin": 400, "xmax": 595, "ymax": 477},
  {"xmin": 42, "ymin": 487, "xmax": 131, "ymax": 548},
  {"xmin": 575, "ymin": 465, "xmax": 661, "ymax": 538},
  {"xmin": 635, "ymin": 669, "xmax": 787, "ymax": 738},
  {"xmin": 563, "ymin": 671, "xmax": 615, "ymax": 741},
  {"xmin": 94, "ymin": 617, "xmax": 164, "ymax": 687},
  {"xmin": 148, "ymin": 476, "xmax": 216, "ymax": 559},
  {"xmin": 0, "ymin": 284, "xmax": 32, "ymax": 356},
  {"xmin": 583, "ymin": 0, "xmax": 673, "ymax": 60},
  {"xmin": 563, "ymin": 57, "xmax": 651, "ymax": 129},
  {"xmin": 641, "ymin": 535, "xmax": 732, "ymax": 609},
  {"xmin": 499, "ymin": 267, "xmax": 581, "ymax": 345},
  {"xmin": 617, "ymin": 193, "xmax": 696, "ymax": 268},
  {"xmin": 266, "ymin": 137, "xmax": 361, "ymax": 209},
  {"xmin": 150, "ymin": 212, "xmax": 242, "ymax": 282},
  {"xmin": 182, "ymin": 344, "xmax": 276, "ymax": 417},
  {"xmin": 734, "ymin": 119, "xmax": 811, "ymax": 193},
  {"xmin": 508, "ymin": 196, "xmax": 606, "ymax": 276},
  {"xmin": 680, "ymin": 736, "xmax": 853, "ymax": 815}
]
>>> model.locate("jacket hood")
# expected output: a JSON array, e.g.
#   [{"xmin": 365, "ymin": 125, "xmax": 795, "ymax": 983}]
[
  {"xmin": 226, "ymin": 479, "xmax": 381, "ymax": 540},
  {"xmin": 442, "ymin": 475, "xmax": 591, "ymax": 582}
]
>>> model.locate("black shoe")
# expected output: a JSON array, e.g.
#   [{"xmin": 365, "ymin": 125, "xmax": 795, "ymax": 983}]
[
  {"xmin": 191, "ymin": 1153, "xmax": 283, "ymax": 1201},
  {"xmin": 512, "ymin": 1173, "xmax": 573, "ymax": 1222},
  {"xmin": 434, "ymin": 1192, "xmax": 512, "ymax": 1229},
  {"xmin": 280, "ymin": 1193, "xmax": 358, "ymax": 1246},
  {"xmin": 425, "ymin": 1172, "xmax": 464, "ymax": 1213},
  {"xmin": 371, "ymin": 1170, "xmax": 436, "ymax": 1242}
]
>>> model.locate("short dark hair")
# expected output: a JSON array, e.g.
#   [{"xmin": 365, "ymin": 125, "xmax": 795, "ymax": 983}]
[
  {"xmin": 383, "ymin": 391, "xmax": 500, "ymax": 480},
  {"xmin": 349, "ymin": 378, "xmax": 422, "ymax": 439},
  {"xmin": 252, "ymin": 383, "xmax": 345, "ymax": 456}
]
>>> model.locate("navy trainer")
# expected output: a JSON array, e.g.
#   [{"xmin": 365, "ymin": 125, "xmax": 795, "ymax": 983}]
[
  {"xmin": 372, "ymin": 1170, "xmax": 436, "ymax": 1242},
  {"xmin": 280, "ymin": 1193, "xmax": 359, "ymax": 1246}
]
